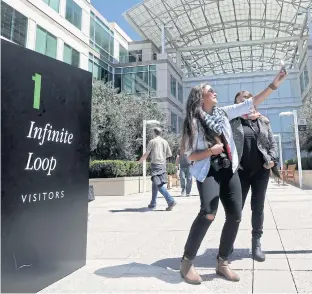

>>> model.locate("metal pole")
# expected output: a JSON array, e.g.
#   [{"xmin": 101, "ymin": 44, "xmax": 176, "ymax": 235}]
[
  {"xmin": 278, "ymin": 134, "xmax": 283, "ymax": 169},
  {"xmin": 161, "ymin": 24, "xmax": 165, "ymax": 54},
  {"xmin": 143, "ymin": 120, "xmax": 147, "ymax": 193},
  {"xmin": 293, "ymin": 110, "xmax": 303, "ymax": 188}
]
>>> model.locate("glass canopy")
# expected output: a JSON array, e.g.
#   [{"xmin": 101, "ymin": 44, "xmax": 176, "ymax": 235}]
[{"xmin": 124, "ymin": 0, "xmax": 312, "ymax": 76}]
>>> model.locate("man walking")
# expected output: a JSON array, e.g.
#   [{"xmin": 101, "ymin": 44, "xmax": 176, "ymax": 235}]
[
  {"xmin": 175, "ymin": 150, "xmax": 193, "ymax": 196},
  {"xmin": 138, "ymin": 127, "xmax": 177, "ymax": 211}
]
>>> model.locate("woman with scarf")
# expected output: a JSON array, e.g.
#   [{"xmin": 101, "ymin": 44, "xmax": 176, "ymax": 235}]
[
  {"xmin": 230, "ymin": 91, "xmax": 277, "ymax": 262},
  {"xmin": 179, "ymin": 69, "xmax": 287, "ymax": 285}
]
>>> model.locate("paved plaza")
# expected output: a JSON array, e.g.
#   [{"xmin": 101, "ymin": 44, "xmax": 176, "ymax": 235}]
[{"xmin": 41, "ymin": 181, "xmax": 312, "ymax": 293}]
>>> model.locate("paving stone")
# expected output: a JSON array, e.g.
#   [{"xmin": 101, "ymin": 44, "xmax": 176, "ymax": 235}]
[
  {"xmin": 40, "ymin": 183, "xmax": 312, "ymax": 293},
  {"xmin": 253, "ymin": 270, "xmax": 297, "ymax": 293}
]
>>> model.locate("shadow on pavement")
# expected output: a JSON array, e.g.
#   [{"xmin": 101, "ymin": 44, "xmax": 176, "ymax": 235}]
[
  {"xmin": 109, "ymin": 208, "xmax": 164, "ymax": 213},
  {"xmin": 266, "ymin": 250, "xmax": 312, "ymax": 254},
  {"xmin": 94, "ymin": 248, "xmax": 250, "ymax": 284}
]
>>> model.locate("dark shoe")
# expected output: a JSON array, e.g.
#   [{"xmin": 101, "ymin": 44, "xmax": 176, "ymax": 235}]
[
  {"xmin": 252, "ymin": 238, "xmax": 265, "ymax": 262},
  {"xmin": 166, "ymin": 201, "xmax": 177, "ymax": 211},
  {"xmin": 180, "ymin": 258, "xmax": 202, "ymax": 285},
  {"xmin": 186, "ymin": 194, "xmax": 190, "ymax": 197},
  {"xmin": 148, "ymin": 204, "xmax": 156, "ymax": 209},
  {"xmin": 216, "ymin": 257, "xmax": 240, "ymax": 282}
]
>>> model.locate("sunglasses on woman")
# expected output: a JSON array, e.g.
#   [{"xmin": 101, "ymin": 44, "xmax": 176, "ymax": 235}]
[{"xmin": 208, "ymin": 87, "xmax": 215, "ymax": 94}]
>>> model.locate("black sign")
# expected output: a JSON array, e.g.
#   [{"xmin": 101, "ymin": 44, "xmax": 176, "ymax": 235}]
[
  {"xmin": 298, "ymin": 125, "xmax": 307, "ymax": 131},
  {"xmin": 1, "ymin": 40, "xmax": 92, "ymax": 293}
]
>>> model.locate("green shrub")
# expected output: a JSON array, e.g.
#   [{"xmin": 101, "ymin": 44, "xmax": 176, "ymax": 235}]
[
  {"xmin": 284, "ymin": 157, "xmax": 312, "ymax": 170},
  {"xmin": 89, "ymin": 160, "xmax": 176, "ymax": 178}
]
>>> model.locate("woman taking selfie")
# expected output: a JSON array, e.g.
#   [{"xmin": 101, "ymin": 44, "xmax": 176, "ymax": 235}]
[
  {"xmin": 179, "ymin": 69, "xmax": 287, "ymax": 285},
  {"xmin": 231, "ymin": 92, "xmax": 277, "ymax": 262}
]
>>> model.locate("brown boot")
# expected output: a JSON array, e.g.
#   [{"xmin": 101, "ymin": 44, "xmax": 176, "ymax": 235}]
[
  {"xmin": 216, "ymin": 257, "xmax": 240, "ymax": 282},
  {"xmin": 180, "ymin": 258, "xmax": 202, "ymax": 285}
]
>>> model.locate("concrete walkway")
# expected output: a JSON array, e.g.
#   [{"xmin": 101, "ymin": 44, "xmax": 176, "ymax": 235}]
[{"xmin": 41, "ymin": 181, "xmax": 312, "ymax": 293}]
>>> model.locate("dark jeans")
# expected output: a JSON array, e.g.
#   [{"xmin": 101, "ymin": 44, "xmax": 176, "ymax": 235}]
[
  {"xmin": 183, "ymin": 167, "xmax": 242, "ymax": 260},
  {"xmin": 180, "ymin": 166, "xmax": 193, "ymax": 194},
  {"xmin": 238, "ymin": 166, "xmax": 270, "ymax": 239},
  {"xmin": 150, "ymin": 181, "xmax": 175, "ymax": 207}
]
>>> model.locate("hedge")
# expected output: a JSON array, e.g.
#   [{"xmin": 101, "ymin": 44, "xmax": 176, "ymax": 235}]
[
  {"xmin": 284, "ymin": 157, "xmax": 312, "ymax": 170},
  {"xmin": 89, "ymin": 160, "xmax": 176, "ymax": 178}
]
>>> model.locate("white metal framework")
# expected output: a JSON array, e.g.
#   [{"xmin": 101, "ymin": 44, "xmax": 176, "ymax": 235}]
[{"xmin": 124, "ymin": 0, "xmax": 312, "ymax": 77}]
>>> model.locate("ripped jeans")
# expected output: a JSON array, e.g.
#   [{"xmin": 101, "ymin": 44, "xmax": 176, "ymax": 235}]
[{"xmin": 183, "ymin": 167, "xmax": 242, "ymax": 260}]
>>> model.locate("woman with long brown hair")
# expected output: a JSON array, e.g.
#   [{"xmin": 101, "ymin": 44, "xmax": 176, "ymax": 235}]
[{"xmin": 179, "ymin": 69, "xmax": 287, "ymax": 285}]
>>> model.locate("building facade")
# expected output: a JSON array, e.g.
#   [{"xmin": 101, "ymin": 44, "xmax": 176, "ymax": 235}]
[
  {"xmin": 2, "ymin": 0, "xmax": 311, "ymax": 160},
  {"xmin": 1, "ymin": 0, "xmax": 185, "ymax": 134}
]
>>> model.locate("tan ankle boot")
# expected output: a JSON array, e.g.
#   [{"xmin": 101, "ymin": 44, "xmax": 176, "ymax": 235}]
[
  {"xmin": 216, "ymin": 257, "xmax": 240, "ymax": 282},
  {"xmin": 180, "ymin": 258, "xmax": 202, "ymax": 285}
]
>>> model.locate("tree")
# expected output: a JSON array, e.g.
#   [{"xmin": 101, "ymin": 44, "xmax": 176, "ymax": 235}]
[
  {"xmin": 90, "ymin": 81, "xmax": 181, "ymax": 160},
  {"xmin": 299, "ymin": 86, "xmax": 312, "ymax": 153}
]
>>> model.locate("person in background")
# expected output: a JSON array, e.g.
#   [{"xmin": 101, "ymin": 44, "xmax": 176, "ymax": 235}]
[
  {"xmin": 138, "ymin": 127, "xmax": 177, "ymax": 211},
  {"xmin": 231, "ymin": 91, "xmax": 278, "ymax": 262},
  {"xmin": 175, "ymin": 149, "xmax": 193, "ymax": 196}
]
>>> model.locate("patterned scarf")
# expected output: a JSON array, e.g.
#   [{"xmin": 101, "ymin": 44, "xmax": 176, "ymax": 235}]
[{"xmin": 200, "ymin": 107, "xmax": 225, "ymax": 136}]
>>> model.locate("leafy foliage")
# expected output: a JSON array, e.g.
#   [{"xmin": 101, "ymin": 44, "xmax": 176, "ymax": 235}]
[
  {"xmin": 299, "ymin": 86, "xmax": 312, "ymax": 152},
  {"xmin": 89, "ymin": 160, "xmax": 176, "ymax": 178},
  {"xmin": 90, "ymin": 81, "xmax": 181, "ymax": 161},
  {"xmin": 284, "ymin": 157, "xmax": 312, "ymax": 170}
]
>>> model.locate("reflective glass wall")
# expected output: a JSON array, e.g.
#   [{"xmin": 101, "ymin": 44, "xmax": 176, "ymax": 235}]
[
  {"xmin": 90, "ymin": 12, "xmax": 114, "ymax": 62},
  {"xmin": 89, "ymin": 53, "xmax": 113, "ymax": 82},
  {"xmin": 1, "ymin": 1, "xmax": 28, "ymax": 47},
  {"xmin": 114, "ymin": 65, "xmax": 157, "ymax": 97}
]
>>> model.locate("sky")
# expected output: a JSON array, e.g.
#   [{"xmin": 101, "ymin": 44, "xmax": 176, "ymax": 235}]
[{"xmin": 91, "ymin": 0, "xmax": 142, "ymax": 41}]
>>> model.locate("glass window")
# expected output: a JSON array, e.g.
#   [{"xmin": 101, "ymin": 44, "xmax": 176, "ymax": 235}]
[
  {"xmin": 171, "ymin": 112, "xmax": 178, "ymax": 133},
  {"xmin": 72, "ymin": 49, "xmax": 80, "ymax": 68},
  {"xmin": 303, "ymin": 65, "xmax": 309, "ymax": 89},
  {"xmin": 178, "ymin": 117, "xmax": 183, "ymax": 134},
  {"xmin": 129, "ymin": 50, "xmax": 142, "ymax": 62},
  {"xmin": 1, "ymin": 2, "xmax": 28, "ymax": 47},
  {"xmin": 170, "ymin": 75, "xmax": 177, "ymax": 97},
  {"xmin": 119, "ymin": 44, "xmax": 128, "ymax": 63},
  {"xmin": 114, "ymin": 74, "xmax": 122, "ymax": 93},
  {"xmin": 178, "ymin": 83, "xmax": 183, "ymax": 103},
  {"xmin": 300, "ymin": 72, "xmax": 305, "ymax": 94},
  {"xmin": 66, "ymin": 0, "xmax": 82, "ymax": 30},
  {"xmin": 43, "ymin": 0, "xmax": 59, "ymax": 12},
  {"xmin": 149, "ymin": 71, "xmax": 157, "ymax": 91},
  {"xmin": 35, "ymin": 26, "xmax": 57, "ymax": 59},
  {"xmin": 63, "ymin": 43, "xmax": 80, "ymax": 67},
  {"xmin": 46, "ymin": 32, "xmax": 57, "ymax": 58},
  {"xmin": 88, "ymin": 60, "xmax": 93, "ymax": 73},
  {"xmin": 89, "ymin": 55, "xmax": 113, "ymax": 83},
  {"xmin": 90, "ymin": 15, "xmax": 114, "ymax": 59}
]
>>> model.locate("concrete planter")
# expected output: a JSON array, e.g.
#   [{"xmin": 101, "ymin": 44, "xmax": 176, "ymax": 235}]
[
  {"xmin": 167, "ymin": 175, "xmax": 180, "ymax": 189},
  {"xmin": 89, "ymin": 176, "xmax": 153, "ymax": 196},
  {"xmin": 294, "ymin": 170, "xmax": 312, "ymax": 189}
]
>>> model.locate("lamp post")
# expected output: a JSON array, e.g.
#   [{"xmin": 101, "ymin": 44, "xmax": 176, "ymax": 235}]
[
  {"xmin": 142, "ymin": 120, "xmax": 160, "ymax": 193},
  {"xmin": 279, "ymin": 110, "xmax": 303, "ymax": 188}
]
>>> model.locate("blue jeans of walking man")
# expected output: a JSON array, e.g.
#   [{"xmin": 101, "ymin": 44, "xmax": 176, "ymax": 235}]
[
  {"xmin": 150, "ymin": 181, "xmax": 175, "ymax": 208},
  {"xmin": 180, "ymin": 167, "xmax": 193, "ymax": 196}
]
